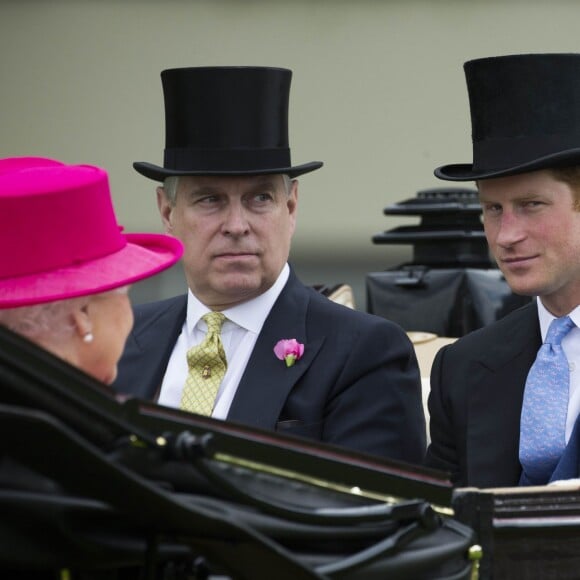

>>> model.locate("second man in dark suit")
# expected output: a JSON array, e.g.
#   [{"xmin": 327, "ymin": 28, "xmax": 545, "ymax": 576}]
[{"xmin": 426, "ymin": 54, "xmax": 580, "ymax": 487}]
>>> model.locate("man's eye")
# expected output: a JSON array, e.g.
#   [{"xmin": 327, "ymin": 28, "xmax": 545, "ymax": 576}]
[
  {"xmin": 196, "ymin": 195, "xmax": 219, "ymax": 204},
  {"xmin": 253, "ymin": 193, "xmax": 273, "ymax": 202},
  {"xmin": 483, "ymin": 204, "xmax": 501, "ymax": 214}
]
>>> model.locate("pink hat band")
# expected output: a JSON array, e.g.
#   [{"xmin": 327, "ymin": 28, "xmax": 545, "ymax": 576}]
[{"xmin": 0, "ymin": 158, "xmax": 183, "ymax": 308}]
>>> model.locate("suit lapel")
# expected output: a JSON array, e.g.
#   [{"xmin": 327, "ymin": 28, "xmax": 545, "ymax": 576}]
[
  {"xmin": 129, "ymin": 295, "xmax": 187, "ymax": 399},
  {"xmin": 465, "ymin": 302, "xmax": 540, "ymax": 487},
  {"xmin": 227, "ymin": 273, "xmax": 324, "ymax": 429}
]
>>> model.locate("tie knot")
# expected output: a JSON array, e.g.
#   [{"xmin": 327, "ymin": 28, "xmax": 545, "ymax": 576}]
[
  {"xmin": 202, "ymin": 312, "xmax": 226, "ymax": 334},
  {"xmin": 545, "ymin": 316, "xmax": 575, "ymax": 346}
]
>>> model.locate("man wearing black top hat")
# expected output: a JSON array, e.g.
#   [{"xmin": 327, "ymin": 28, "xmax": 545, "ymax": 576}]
[
  {"xmin": 425, "ymin": 54, "xmax": 580, "ymax": 487},
  {"xmin": 113, "ymin": 66, "xmax": 426, "ymax": 463}
]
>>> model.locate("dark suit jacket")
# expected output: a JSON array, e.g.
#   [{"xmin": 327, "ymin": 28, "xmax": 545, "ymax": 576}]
[
  {"xmin": 551, "ymin": 417, "xmax": 580, "ymax": 482},
  {"xmin": 425, "ymin": 301, "xmax": 541, "ymax": 488},
  {"xmin": 113, "ymin": 271, "xmax": 426, "ymax": 463}
]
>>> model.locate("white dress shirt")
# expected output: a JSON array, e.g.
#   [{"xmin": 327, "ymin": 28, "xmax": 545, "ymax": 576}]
[
  {"xmin": 536, "ymin": 299, "xmax": 580, "ymax": 442},
  {"xmin": 157, "ymin": 264, "xmax": 290, "ymax": 419}
]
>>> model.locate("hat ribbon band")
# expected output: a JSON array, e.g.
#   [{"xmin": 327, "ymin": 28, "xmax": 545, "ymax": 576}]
[
  {"xmin": 473, "ymin": 134, "xmax": 580, "ymax": 171},
  {"xmin": 164, "ymin": 147, "xmax": 291, "ymax": 171}
]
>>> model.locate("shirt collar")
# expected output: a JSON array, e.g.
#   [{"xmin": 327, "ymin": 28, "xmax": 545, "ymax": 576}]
[
  {"xmin": 536, "ymin": 298, "xmax": 580, "ymax": 340},
  {"xmin": 186, "ymin": 263, "xmax": 290, "ymax": 335}
]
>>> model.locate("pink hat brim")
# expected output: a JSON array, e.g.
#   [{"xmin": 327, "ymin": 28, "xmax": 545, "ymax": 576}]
[{"xmin": 0, "ymin": 233, "xmax": 183, "ymax": 308}]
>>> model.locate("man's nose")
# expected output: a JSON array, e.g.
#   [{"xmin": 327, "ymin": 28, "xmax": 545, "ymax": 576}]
[
  {"xmin": 222, "ymin": 202, "xmax": 250, "ymax": 236},
  {"xmin": 495, "ymin": 211, "xmax": 526, "ymax": 247}
]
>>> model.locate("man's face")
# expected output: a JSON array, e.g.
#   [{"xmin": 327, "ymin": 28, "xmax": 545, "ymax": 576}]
[
  {"xmin": 479, "ymin": 170, "xmax": 580, "ymax": 316},
  {"xmin": 157, "ymin": 174, "xmax": 298, "ymax": 310}
]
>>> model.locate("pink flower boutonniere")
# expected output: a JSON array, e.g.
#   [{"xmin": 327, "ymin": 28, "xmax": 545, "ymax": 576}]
[{"xmin": 274, "ymin": 338, "xmax": 304, "ymax": 368}]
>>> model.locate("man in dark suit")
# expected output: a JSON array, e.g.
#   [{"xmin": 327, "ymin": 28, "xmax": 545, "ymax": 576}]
[
  {"xmin": 425, "ymin": 54, "xmax": 580, "ymax": 487},
  {"xmin": 113, "ymin": 66, "xmax": 426, "ymax": 463}
]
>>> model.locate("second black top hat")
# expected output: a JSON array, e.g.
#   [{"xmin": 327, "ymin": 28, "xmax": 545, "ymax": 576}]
[{"xmin": 436, "ymin": 53, "xmax": 580, "ymax": 181}]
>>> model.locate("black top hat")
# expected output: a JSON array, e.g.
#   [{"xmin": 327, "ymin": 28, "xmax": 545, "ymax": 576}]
[
  {"xmin": 134, "ymin": 66, "xmax": 323, "ymax": 181},
  {"xmin": 435, "ymin": 53, "xmax": 580, "ymax": 181}
]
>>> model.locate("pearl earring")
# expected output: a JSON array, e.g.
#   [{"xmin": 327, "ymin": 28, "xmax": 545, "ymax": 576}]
[{"xmin": 83, "ymin": 332, "xmax": 94, "ymax": 343}]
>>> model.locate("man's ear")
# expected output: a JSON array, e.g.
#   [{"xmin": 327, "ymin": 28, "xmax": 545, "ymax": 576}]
[
  {"xmin": 287, "ymin": 179, "xmax": 299, "ymax": 236},
  {"xmin": 157, "ymin": 186, "xmax": 174, "ymax": 233},
  {"xmin": 288, "ymin": 179, "xmax": 299, "ymax": 215}
]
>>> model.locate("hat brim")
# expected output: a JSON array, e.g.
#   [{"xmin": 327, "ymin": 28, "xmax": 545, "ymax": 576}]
[
  {"xmin": 0, "ymin": 233, "xmax": 183, "ymax": 308},
  {"xmin": 133, "ymin": 161, "xmax": 323, "ymax": 182},
  {"xmin": 435, "ymin": 148, "xmax": 580, "ymax": 181}
]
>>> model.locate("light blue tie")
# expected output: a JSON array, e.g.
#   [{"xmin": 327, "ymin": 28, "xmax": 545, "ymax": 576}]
[{"xmin": 520, "ymin": 316, "xmax": 576, "ymax": 485}]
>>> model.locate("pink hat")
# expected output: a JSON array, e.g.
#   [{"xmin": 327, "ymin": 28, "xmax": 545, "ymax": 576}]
[
  {"xmin": 0, "ymin": 156, "xmax": 64, "ymax": 174},
  {"xmin": 0, "ymin": 158, "xmax": 183, "ymax": 308}
]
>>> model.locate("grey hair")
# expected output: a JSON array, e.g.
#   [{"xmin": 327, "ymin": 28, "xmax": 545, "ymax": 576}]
[
  {"xmin": 162, "ymin": 176, "xmax": 180, "ymax": 205},
  {"xmin": 0, "ymin": 286, "xmax": 129, "ymax": 343},
  {"xmin": 282, "ymin": 174, "xmax": 293, "ymax": 195},
  {"xmin": 161, "ymin": 174, "xmax": 294, "ymax": 205},
  {"xmin": 0, "ymin": 298, "xmax": 86, "ymax": 342}
]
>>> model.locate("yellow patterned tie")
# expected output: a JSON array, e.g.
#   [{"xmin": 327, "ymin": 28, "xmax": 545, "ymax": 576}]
[{"xmin": 180, "ymin": 312, "xmax": 227, "ymax": 415}]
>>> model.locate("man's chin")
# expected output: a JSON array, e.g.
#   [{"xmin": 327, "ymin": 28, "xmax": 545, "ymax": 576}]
[
  {"xmin": 217, "ymin": 276, "xmax": 265, "ymax": 301},
  {"xmin": 503, "ymin": 276, "xmax": 543, "ymax": 298}
]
